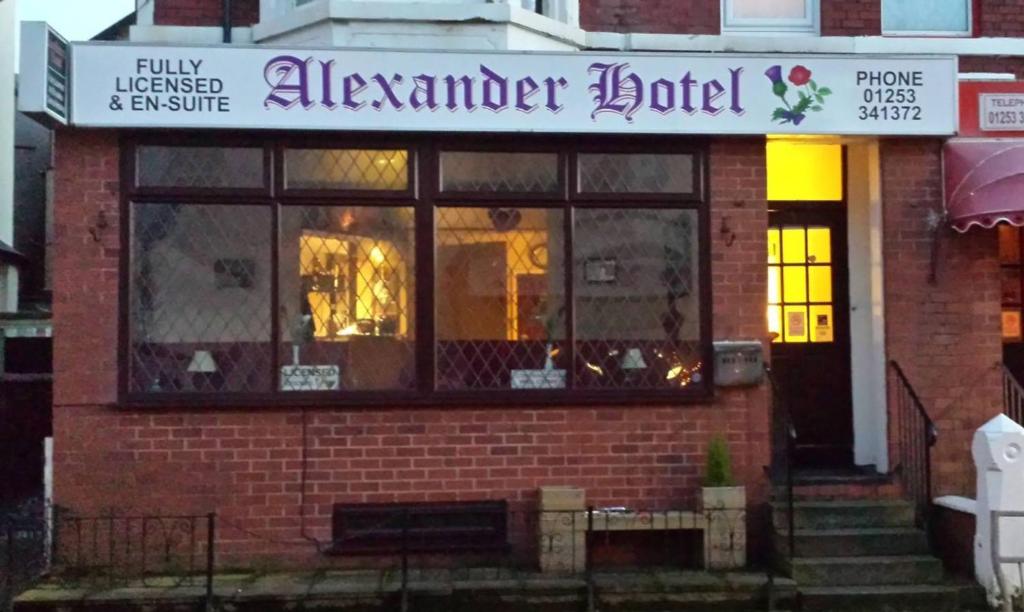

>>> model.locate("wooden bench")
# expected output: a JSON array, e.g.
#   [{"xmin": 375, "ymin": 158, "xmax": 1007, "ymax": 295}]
[{"xmin": 329, "ymin": 500, "xmax": 509, "ymax": 555}]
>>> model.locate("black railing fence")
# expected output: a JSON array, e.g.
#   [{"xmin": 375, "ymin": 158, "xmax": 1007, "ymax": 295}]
[
  {"xmin": 1, "ymin": 508, "xmax": 215, "ymax": 611},
  {"xmin": 1003, "ymin": 365, "xmax": 1024, "ymax": 425},
  {"xmin": 889, "ymin": 360, "xmax": 938, "ymax": 529},
  {"xmin": 765, "ymin": 365, "xmax": 796, "ymax": 561},
  {"xmin": 3, "ymin": 505, "xmax": 749, "ymax": 612}
]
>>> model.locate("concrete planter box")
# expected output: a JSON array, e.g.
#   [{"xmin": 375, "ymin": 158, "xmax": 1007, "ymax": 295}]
[{"xmin": 702, "ymin": 486, "xmax": 747, "ymax": 570}]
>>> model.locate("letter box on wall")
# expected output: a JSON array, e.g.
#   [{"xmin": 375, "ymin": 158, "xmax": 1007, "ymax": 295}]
[{"xmin": 713, "ymin": 340, "xmax": 763, "ymax": 387}]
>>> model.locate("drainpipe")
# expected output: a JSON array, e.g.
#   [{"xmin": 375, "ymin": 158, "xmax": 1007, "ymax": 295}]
[{"xmin": 222, "ymin": 0, "xmax": 232, "ymax": 43}]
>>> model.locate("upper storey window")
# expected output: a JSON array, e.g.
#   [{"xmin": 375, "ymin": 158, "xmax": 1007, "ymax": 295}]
[
  {"xmin": 721, "ymin": 0, "xmax": 819, "ymax": 35},
  {"xmin": 882, "ymin": 0, "xmax": 971, "ymax": 36}
]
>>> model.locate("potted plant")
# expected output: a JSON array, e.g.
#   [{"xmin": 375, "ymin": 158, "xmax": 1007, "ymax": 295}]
[{"xmin": 701, "ymin": 435, "xmax": 747, "ymax": 569}]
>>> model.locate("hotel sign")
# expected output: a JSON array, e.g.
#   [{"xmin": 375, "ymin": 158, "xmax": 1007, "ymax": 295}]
[
  {"xmin": 63, "ymin": 43, "xmax": 958, "ymax": 136},
  {"xmin": 18, "ymin": 22, "xmax": 70, "ymax": 126}
]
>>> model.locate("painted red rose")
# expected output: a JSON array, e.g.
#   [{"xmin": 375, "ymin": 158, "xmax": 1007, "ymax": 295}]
[{"xmin": 788, "ymin": 65, "xmax": 812, "ymax": 86}]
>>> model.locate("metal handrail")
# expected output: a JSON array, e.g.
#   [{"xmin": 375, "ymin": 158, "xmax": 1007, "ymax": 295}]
[
  {"xmin": 888, "ymin": 360, "xmax": 938, "ymax": 528},
  {"xmin": 1003, "ymin": 365, "xmax": 1024, "ymax": 425},
  {"xmin": 764, "ymin": 365, "xmax": 796, "ymax": 562}
]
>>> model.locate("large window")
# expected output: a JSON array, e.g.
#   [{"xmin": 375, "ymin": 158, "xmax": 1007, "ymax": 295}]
[
  {"xmin": 882, "ymin": 0, "xmax": 971, "ymax": 36},
  {"xmin": 1001, "ymin": 225, "xmax": 1024, "ymax": 343},
  {"xmin": 721, "ymin": 0, "xmax": 818, "ymax": 35},
  {"xmin": 124, "ymin": 138, "xmax": 709, "ymax": 405}
]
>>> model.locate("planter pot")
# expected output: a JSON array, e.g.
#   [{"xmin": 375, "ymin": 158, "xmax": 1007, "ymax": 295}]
[{"xmin": 701, "ymin": 486, "xmax": 747, "ymax": 570}]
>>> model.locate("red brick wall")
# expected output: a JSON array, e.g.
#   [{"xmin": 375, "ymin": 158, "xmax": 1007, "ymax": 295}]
[
  {"xmin": 959, "ymin": 57, "xmax": 1024, "ymax": 79},
  {"xmin": 580, "ymin": 0, "xmax": 719, "ymax": 34},
  {"xmin": 881, "ymin": 139, "xmax": 1002, "ymax": 498},
  {"xmin": 821, "ymin": 0, "xmax": 881, "ymax": 36},
  {"xmin": 51, "ymin": 131, "xmax": 770, "ymax": 565},
  {"xmin": 978, "ymin": 0, "xmax": 1024, "ymax": 37},
  {"xmin": 154, "ymin": 0, "xmax": 258, "ymax": 27}
]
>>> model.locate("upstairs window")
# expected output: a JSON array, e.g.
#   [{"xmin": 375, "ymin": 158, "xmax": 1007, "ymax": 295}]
[
  {"xmin": 882, "ymin": 0, "xmax": 971, "ymax": 36},
  {"xmin": 722, "ymin": 0, "xmax": 819, "ymax": 35}
]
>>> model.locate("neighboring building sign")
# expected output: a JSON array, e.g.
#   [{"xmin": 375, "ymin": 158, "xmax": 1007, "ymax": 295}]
[
  {"xmin": 18, "ymin": 22, "xmax": 70, "ymax": 126},
  {"xmin": 62, "ymin": 43, "xmax": 958, "ymax": 136},
  {"xmin": 980, "ymin": 94, "xmax": 1024, "ymax": 131},
  {"xmin": 958, "ymin": 80, "xmax": 1024, "ymax": 137}
]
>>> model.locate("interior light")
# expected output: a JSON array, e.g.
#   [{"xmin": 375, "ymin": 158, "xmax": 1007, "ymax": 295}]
[{"xmin": 369, "ymin": 245, "xmax": 386, "ymax": 266}]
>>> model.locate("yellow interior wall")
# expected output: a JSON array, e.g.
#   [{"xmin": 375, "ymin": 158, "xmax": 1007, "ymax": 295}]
[
  {"xmin": 435, "ymin": 229, "xmax": 547, "ymax": 340},
  {"xmin": 766, "ymin": 141, "xmax": 843, "ymax": 201}
]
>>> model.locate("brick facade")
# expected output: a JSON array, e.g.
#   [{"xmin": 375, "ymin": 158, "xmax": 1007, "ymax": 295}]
[
  {"xmin": 51, "ymin": 131, "xmax": 770, "ymax": 564},
  {"xmin": 154, "ymin": 0, "xmax": 258, "ymax": 27},
  {"xmin": 580, "ymin": 0, "xmax": 718, "ymax": 35},
  {"xmin": 880, "ymin": 139, "xmax": 1003, "ymax": 497},
  {"xmin": 821, "ymin": 0, "xmax": 881, "ymax": 36}
]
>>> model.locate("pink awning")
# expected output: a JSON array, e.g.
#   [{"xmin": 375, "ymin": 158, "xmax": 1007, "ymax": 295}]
[{"xmin": 946, "ymin": 139, "xmax": 1024, "ymax": 233}]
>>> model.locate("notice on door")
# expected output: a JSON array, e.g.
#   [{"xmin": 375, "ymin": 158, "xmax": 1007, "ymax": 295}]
[
  {"xmin": 814, "ymin": 313, "xmax": 833, "ymax": 342},
  {"xmin": 787, "ymin": 310, "xmax": 806, "ymax": 338}
]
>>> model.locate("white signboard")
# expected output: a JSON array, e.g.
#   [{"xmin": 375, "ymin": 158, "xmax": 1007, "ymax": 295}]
[
  {"xmin": 280, "ymin": 365, "xmax": 340, "ymax": 391},
  {"xmin": 68, "ymin": 43, "xmax": 958, "ymax": 135},
  {"xmin": 18, "ymin": 22, "xmax": 70, "ymax": 126},
  {"xmin": 980, "ymin": 93, "xmax": 1024, "ymax": 131}
]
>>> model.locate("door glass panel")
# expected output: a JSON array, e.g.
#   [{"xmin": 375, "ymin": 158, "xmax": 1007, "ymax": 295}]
[
  {"xmin": 808, "ymin": 266, "xmax": 832, "ymax": 303},
  {"xmin": 781, "ymin": 227, "xmax": 806, "ymax": 263},
  {"xmin": 809, "ymin": 305, "xmax": 834, "ymax": 342},
  {"xmin": 768, "ymin": 229, "xmax": 781, "ymax": 264},
  {"xmin": 768, "ymin": 224, "xmax": 834, "ymax": 344},
  {"xmin": 783, "ymin": 305, "xmax": 808, "ymax": 343},
  {"xmin": 783, "ymin": 266, "xmax": 807, "ymax": 303},
  {"xmin": 768, "ymin": 305, "xmax": 782, "ymax": 341},
  {"xmin": 768, "ymin": 266, "xmax": 781, "ymax": 304},
  {"xmin": 806, "ymin": 227, "xmax": 831, "ymax": 264}
]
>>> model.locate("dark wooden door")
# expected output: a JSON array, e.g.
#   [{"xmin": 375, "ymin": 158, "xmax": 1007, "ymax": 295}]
[{"xmin": 768, "ymin": 204, "xmax": 853, "ymax": 468}]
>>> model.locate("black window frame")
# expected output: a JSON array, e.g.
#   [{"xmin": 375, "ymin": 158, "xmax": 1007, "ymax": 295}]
[{"xmin": 119, "ymin": 131, "xmax": 713, "ymax": 408}]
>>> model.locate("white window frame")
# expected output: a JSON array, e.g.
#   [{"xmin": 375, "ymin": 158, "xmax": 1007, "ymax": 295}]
[
  {"xmin": 721, "ymin": 0, "xmax": 819, "ymax": 35},
  {"xmin": 881, "ymin": 0, "xmax": 972, "ymax": 37}
]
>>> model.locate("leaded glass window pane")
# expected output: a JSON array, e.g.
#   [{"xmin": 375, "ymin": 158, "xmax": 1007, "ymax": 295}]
[
  {"xmin": 130, "ymin": 203, "xmax": 272, "ymax": 393},
  {"xmin": 279, "ymin": 206, "xmax": 416, "ymax": 391},
  {"xmin": 435, "ymin": 207, "xmax": 566, "ymax": 390},
  {"xmin": 440, "ymin": 152, "xmax": 559, "ymax": 193},
  {"xmin": 574, "ymin": 209, "xmax": 702, "ymax": 389},
  {"xmin": 578, "ymin": 153, "xmax": 695, "ymax": 194},
  {"xmin": 136, "ymin": 146, "xmax": 264, "ymax": 189},
  {"xmin": 284, "ymin": 149, "xmax": 409, "ymax": 191}
]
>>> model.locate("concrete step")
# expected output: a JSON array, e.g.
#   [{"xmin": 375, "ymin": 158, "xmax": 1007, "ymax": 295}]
[
  {"xmin": 775, "ymin": 527, "xmax": 930, "ymax": 558},
  {"xmin": 772, "ymin": 499, "xmax": 916, "ymax": 530},
  {"xmin": 789, "ymin": 555, "xmax": 944, "ymax": 586},
  {"xmin": 799, "ymin": 584, "xmax": 962, "ymax": 611}
]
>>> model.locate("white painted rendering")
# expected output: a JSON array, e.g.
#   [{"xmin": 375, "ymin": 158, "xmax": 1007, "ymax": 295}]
[
  {"xmin": 847, "ymin": 140, "xmax": 889, "ymax": 472},
  {"xmin": 43, "ymin": 436, "xmax": 53, "ymax": 568},
  {"xmin": 0, "ymin": 0, "xmax": 18, "ymax": 313},
  {"xmin": 972, "ymin": 414, "xmax": 1024, "ymax": 607}
]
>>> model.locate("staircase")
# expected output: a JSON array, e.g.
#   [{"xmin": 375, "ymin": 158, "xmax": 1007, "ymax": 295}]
[{"xmin": 772, "ymin": 495, "xmax": 983, "ymax": 611}]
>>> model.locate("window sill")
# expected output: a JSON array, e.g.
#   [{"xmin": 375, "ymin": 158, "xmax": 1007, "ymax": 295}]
[{"xmin": 115, "ymin": 387, "xmax": 717, "ymax": 410}]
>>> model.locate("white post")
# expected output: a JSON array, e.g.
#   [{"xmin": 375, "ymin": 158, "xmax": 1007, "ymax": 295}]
[
  {"xmin": 43, "ymin": 436, "xmax": 53, "ymax": 569},
  {"xmin": 973, "ymin": 414, "xmax": 1024, "ymax": 607}
]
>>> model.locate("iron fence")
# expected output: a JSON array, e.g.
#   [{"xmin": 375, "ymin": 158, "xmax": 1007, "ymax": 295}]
[
  {"xmin": 2, "ymin": 508, "xmax": 215, "ymax": 611},
  {"xmin": 4, "ymin": 503, "xmax": 756, "ymax": 611},
  {"xmin": 889, "ymin": 360, "xmax": 938, "ymax": 531},
  {"xmin": 1004, "ymin": 365, "xmax": 1024, "ymax": 425}
]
